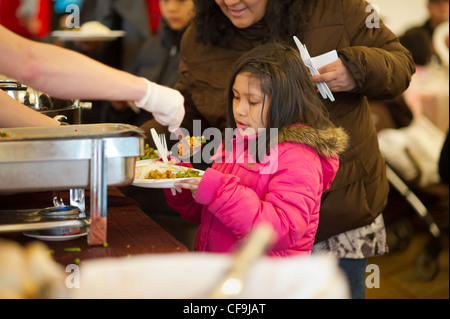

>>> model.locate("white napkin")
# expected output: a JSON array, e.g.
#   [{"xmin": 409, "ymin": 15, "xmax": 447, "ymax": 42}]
[{"xmin": 311, "ymin": 50, "xmax": 339, "ymax": 69}]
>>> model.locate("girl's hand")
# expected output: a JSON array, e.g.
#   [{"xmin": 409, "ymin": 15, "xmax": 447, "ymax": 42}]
[
  {"xmin": 312, "ymin": 58, "xmax": 356, "ymax": 93},
  {"xmin": 174, "ymin": 178, "xmax": 202, "ymax": 199}
]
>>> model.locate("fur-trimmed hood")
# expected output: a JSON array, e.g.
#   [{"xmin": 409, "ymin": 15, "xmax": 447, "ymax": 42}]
[
  {"xmin": 216, "ymin": 124, "xmax": 349, "ymax": 163},
  {"xmin": 278, "ymin": 125, "xmax": 349, "ymax": 158}
]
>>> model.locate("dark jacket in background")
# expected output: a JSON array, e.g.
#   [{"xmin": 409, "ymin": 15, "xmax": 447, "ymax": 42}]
[
  {"xmin": 142, "ymin": 0, "xmax": 415, "ymax": 242},
  {"xmin": 80, "ymin": 0, "xmax": 150, "ymax": 72},
  {"xmin": 130, "ymin": 18, "xmax": 186, "ymax": 126}
]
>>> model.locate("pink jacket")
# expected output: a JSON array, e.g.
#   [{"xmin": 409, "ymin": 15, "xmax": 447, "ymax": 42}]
[{"xmin": 165, "ymin": 125, "xmax": 348, "ymax": 256}]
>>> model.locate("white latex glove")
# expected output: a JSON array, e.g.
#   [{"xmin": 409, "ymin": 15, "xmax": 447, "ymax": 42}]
[{"xmin": 135, "ymin": 78, "xmax": 185, "ymax": 132}]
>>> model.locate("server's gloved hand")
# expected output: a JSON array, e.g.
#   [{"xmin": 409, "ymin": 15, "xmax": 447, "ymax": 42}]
[{"xmin": 135, "ymin": 78, "xmax": 185, "ymax": 132}]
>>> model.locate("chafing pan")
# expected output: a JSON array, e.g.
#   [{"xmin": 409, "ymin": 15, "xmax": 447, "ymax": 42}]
[
  {"xmin": 0, "ymin": 78, "xmax": 92, "ymax": 124},
  {"xmin": 0, "ymin": 123, "xmax": 144, "ymax": 192},
  {"xmin": 0, "ymin": 123, "xmax": 145, "ymax": 245}
]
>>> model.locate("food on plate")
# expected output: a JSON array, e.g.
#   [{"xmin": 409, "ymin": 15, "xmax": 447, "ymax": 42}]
[
  {"xmin": 135, "ymin": 161, "xmax": 202, "ymax": 180},
  {"xmin": 177, "ymin": 135, "xmax": 206, "ymax": 156},
  {"xmin": 137, "ymin": 144, "xmax": 160, "ymax": 161},
  {"xmin": 145, "ymin": 167, "xmax": 200, "ymax": 179},
  {"xmin": 80, "ymin": 21, "xmax": 111, "ymax": 34},
  {"xmin": 0, "ymin": 132, "xmax": 10, "ymax": 138}
]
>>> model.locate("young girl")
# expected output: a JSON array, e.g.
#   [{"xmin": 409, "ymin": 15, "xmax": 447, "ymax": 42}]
[{"xmin": 164, "ymin": 43, "xmax": 348, "ymax": 256}]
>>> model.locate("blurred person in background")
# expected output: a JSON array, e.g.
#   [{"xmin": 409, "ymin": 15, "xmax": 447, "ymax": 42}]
[
  {"xmin": 117, "ymin": 0, "xmax": 197, "ymax": 251},
  {"xmin": 139, "ymin": 0, "xmax": 415, "ymax": 299},
  {"xmin": 404, "ymin": 0, "xmax": 449, "ymax": 63},
  {"xmin": 68, "ymin": 0, "xmax": 162, "ymax": 124},
  {"xmin": 399, "ymin": 0, "xmax": 449, "ymax": 128},
  {"xmin": 109, "ymin": 0, "xmax": 196, "ymax": 127},
  {"xmin": 0, "ymin": 0, "xmax": 52, "ymax": 40},
  {"xmin": 75, "ymin": 0, "xmax": 161, "ymax": 72},
  {"xmin": 421, "ymin": 0, "xmax": 448, "ymax": 40}
]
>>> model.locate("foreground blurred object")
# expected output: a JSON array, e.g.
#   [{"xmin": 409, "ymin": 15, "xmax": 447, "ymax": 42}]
[
  {"xmin": 0, "ymin": 124, "xmax": 144, "ymax": 246},
  {"xmin": 0, "ymin": 0, "xmax": 52, "ymax": 39},
  {"xmin": 208, "ymin": 223, "xmax": 276, "ymax": 299},
  {"xmin": 0, "ymin": 239, "xmax": 68, "ymax": 299},
  {"xmin": 72, "ymin": 253, "xmax": 349, "ymax": 299}
]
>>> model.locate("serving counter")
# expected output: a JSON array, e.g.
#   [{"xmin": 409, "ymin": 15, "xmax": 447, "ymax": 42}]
[
  {"xmin": 0, "ymin": 189, "xmax": 352, "ymax": 300},
  {"xmin": 0, "ymin": 187, "xmax": 188, "ymax": 267}
]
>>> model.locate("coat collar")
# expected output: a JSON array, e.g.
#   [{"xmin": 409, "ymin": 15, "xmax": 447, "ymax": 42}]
[{"xmin": 277, "ymin": 125, "xmax": 349, "ymax": 158}]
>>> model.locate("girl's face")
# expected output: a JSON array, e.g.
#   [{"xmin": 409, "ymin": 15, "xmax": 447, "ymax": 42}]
[
  {"xmin": 232, "ymin": 72, "xmax": 270, "ymax": 136},
  {"xmin": 215, "ymin": 0, "xmax": 268, "ymax": 29},
  {"xmin": 159, "ymin": 0, "xmax": 195, "ymax": 31}
]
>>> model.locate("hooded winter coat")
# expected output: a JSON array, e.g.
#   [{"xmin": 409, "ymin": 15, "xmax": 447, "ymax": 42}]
[
  {"xmin": 153, "ymin": 0, "xmax": 416, "ymax": 242},
  {"xmin": 164, "ymin": 125, "xmax": 349, "ymax": 255}
]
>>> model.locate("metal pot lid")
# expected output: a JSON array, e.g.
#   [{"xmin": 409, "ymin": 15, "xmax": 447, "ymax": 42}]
[{"xmin": 0, "ymin": 79, "xmax": 27, "ymax": 91}]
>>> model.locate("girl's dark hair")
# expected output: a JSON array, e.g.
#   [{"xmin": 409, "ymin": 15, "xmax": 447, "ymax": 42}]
[
  {"xmin": 227, "ymin": 43, "xmax": 336, "ymax": 161},
  {"xmin": 193, "ymin": 0, "xmax": 314, "ymax": 45}
]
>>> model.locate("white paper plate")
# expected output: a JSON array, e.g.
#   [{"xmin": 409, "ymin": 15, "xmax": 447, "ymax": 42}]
[
  {"xmin": 52, "ymin": 30, "xmax": 125, "ymax": 41},
  {"xmin": 23, "ymin": 229, "xmax": 88, "ymax": 242},
  {"xmin": 132, "ymin": 161, "xmax": 204, "ymax": 189},
  {"xmin": 132, "ymin": 177, "xmax": 202, "ymax": 189}
]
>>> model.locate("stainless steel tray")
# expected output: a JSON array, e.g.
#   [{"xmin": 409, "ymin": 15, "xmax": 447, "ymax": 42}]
[
  {"xmin": 0, "ymin": 205, "xmax": 89, "ymax": 234},
  {"xmin": 0, "ymin": 122, "xmax": 144, "ymax": 141},
  {"xmin": 0, "ymin": 124, "xmax": 145, "ymax": 245},
  {"xmin": 0, "ymin": 123, "xmax": 144, "ymax": 192}
]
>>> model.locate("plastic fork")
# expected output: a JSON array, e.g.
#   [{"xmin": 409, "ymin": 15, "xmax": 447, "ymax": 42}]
[
  {"xmin": 159, "ymin": 133, "xmax": 168, "ymax": 158},
  {"xmin": 301, "ymin": 43, "xmax": 335, "ymax": 102},
  {"xmin": 150, "ymin": 128, "xmax": 169, "ymax": 164},
  {"xmin": 293, "ymin": 36, "xmax": 326, "ymax": 98},
  {"xmin": 150, "ymin": 129, "xmax": 180, "ymax": 195},
  {"xmin": 293, "ymin": 36, "xmax": 335, "ymax": 102}
]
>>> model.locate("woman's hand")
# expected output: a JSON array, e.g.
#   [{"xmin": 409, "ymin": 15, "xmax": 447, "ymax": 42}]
[
  {"xmin": 312, "ymin": 58, "xmax": 356, "ymax": 92},
  {"xmin": 174, "ymin": 178, "xmax": 202, "ymax": 199}
]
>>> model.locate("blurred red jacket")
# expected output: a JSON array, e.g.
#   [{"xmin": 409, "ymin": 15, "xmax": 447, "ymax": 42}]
[{"xmin": 0, "ymin": 0, "xmax": 51, "ymax": 39}]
